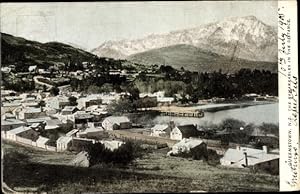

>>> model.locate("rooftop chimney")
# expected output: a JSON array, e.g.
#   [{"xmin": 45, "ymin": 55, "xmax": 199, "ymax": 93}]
[
  {"xmin": 243, "ymin": 152, "xmax": 248, "ymax": 167},
  {"xmin": 262, "ymin": 145, "xmax": 268, "ymax": 153},
  {"xmin": 169, "ymin": 121, "xmax": 175, "ymax": 129}
]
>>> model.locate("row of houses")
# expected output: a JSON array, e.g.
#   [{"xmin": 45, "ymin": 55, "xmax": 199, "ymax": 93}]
[
  {"xmin": 2, "ymin": 125, "xmax": 56, "ymax": 151},
  {"xmin": 167, "ymin": 137, "xmax": 279, "ymax": 174}
]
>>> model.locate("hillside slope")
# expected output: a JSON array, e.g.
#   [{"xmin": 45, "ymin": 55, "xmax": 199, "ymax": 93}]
[
  {"xmin": 128, "ymin": 44, "xmax": 277, "ymax": 73},
  {"xmin": 1, "ymin": 33, "xmax": 97, "ymax": 69}
]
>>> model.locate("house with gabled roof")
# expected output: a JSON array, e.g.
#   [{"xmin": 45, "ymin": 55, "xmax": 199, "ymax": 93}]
[
  {"xmin": 220, "ymin": 145, "xmax": 279, "ymax": 174},
  {"xmin": 77, "ymin": 126, "xmax": 106, "ymax": 139},
  {"xmin": 168, "ymin": 138, "xmax": 207, "ymax": 158},
  {"xmin": 170, "ymin": 124, "xmax": 200, "ymax": 140},
  {"xmin": 150, "ymin": 124, "xmax": 171, "ymax": 138},
  {"xmin": 1, "ymin": 118, "xmax": 26, "ymax": 131},
  {"xmin": 102, "ymin": 116, "xmax": 132, "ymax": 131},
  {"xmin": 77, "ymin": 95, "xmax": 103, "ymax": 109},
  {"xmin": 18, "ymin": 107, "xmax": 46, "ymax": 120},
  {"xmin": 46, "ymin": 96, "xmax": 70, "ymax": 110}
]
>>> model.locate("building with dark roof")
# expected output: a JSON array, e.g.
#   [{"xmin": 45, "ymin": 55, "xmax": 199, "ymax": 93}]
[{"xmin": 170, "ymin": 124, "xmax": 200, "ymax": 140}]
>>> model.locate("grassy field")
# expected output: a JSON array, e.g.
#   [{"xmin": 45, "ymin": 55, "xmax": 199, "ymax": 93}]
[{"xmin": 2, "ymin": 141, "xmax": 279, "ymax": 193}]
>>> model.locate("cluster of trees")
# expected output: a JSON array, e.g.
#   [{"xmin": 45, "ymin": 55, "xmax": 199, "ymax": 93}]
[
  {"xmin": 171, "ymin": 148, "xmax": 220, "ymax": 165},
  {"xmin": 106, "ymin": 84, "xmax": 142, "ymax": 114},
  {"xmin": 2, "ymin": 76, "xmax": 35, "ymax": 92},
  {"xmin": 137, "ymin": 66, "xmax": 278, "ymax": 101},
  {"xmin": 85, "ymin": 141, "xmax": 143, "ymax": 166},
  {"xmin": 70, "ymin": 74, "xmax": 127, "ymax": 93},
  {"xmin": 199, "ymin": 118, "xmax": 279, "ymax": 148}
]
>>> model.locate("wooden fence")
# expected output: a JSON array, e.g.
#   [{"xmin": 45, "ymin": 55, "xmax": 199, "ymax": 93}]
[{"xmin": 2, "ymin": 132, "xmax": 57, "ymax": 152}]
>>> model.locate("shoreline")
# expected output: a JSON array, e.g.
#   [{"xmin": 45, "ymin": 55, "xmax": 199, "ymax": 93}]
[{"xmin": 197, "ymin": 101, "xmax": 277, "ymax": 113}]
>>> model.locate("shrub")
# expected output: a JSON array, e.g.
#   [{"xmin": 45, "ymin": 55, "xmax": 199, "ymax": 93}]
[{"xmin": 85, "ymin": 141, "xmax": 143, "ymax": 167}]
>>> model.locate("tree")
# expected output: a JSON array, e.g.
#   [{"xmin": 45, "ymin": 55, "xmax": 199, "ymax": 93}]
[
  {"xmin": 259, "ymin": 123, "xmax": 279, "ymax": 136},
  {"xmin": 107, "ymin": 98, "xmax": 135, "ymax": 114},
  {"xmin": 180, "ymin": 94, "xmax": 189, "ymax": 104},
  {"xmin": 219, "ymin": 118, "xmax": 245, "ymax": 132},
  {"xmin": 68, "ymin": 96, "xmax": 78, "ymax": 106},
  {"xmin": 87, "ymin": 85, "xmax": 101, "ymax": 94},
  {"xmin": 38, "ymin": 100, "xmax": 46, "ymax": 108},
  {"xmin": 126, "ymin": 86, "xmax": 140, "ymax": 101},
  {"xmin": 42, "ymin": 85, "xmax": 47, "ymax": 92},
  {"xmin": 50, "ymin": 86, "xmax": 60, "ymax": 96},
  {"xmin": 100, "ymin": 83, "xmax": 114, "ymax": 93}
]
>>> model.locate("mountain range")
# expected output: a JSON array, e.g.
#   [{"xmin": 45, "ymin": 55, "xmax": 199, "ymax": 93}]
[
  {"xmin": 92, "ymin": 16, "xmax": 278, "ymax": 71},
  {"xmin": 1, "ymin": 15, "xmax": 278, "ymax": 73},
  {"xmin": 128, "ymin": 44, "xmax": 277, "ymax": 72}
]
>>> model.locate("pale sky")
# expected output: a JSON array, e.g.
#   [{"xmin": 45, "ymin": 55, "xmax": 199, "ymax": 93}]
[{"xmin": 0, "ymin": 1, "xmax": 278, "ymax": 50}]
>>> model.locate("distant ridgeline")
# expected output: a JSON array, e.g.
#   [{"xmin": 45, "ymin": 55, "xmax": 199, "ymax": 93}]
[
  {"xmin": 127, "ymin": 44, "xmax": 278, "ymax": 73},
  {"xmin": 1, "ymin": 33, "xmax": 133, "ymax": 73},
  {"xmin": 1, "ymin": 33, "xmax": 278, "ymax": 98}
]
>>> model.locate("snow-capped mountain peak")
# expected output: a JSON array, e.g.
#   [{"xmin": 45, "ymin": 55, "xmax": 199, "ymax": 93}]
[{"xmin": 91, "ymin": 16, "xmax": 277, "ymax": 62}]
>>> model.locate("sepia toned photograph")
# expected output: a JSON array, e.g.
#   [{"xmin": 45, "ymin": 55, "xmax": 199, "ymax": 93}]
[{"xmin": 0, "ymin": 1, "xmax": 288, "ymax": 192}]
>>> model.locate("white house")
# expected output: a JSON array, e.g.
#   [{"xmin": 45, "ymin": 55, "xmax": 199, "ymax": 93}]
[
  {"xmin": 1, "ymin": 90, "xmax": 16, "ymax": 97},
  {"xmin": 77, "ymin": 126, "xmax": 105, "ymax": 139},
  {"xmin": 1, "ymin": 118, "xmax": 26, "ymax": 131},
  {"xmin": 46, "ymin": 96, "xmax": 70, "ymax": 110},
  {"xmin": 102, "ymin": 116, "xmax": 132, "ymax": 131},
  {"xmin": 220, "ymin": 146, "xmax": 279, "ymax": 168},
  {"xmin": 44, "ymin": 119, "xmax": 63, "ymax": 130},
  {"xmin": 1, "ymin": 67, "xmax": 11, "ymax": 74},
  {"xmin": 77, "ymin": 95, "xmax": 103, "ymax": 109},
  {"xmin": 56, "ymin": 136, "xmax": 73, "ymax": 152},
  {"xmin": 28, "ymin": 65, "xmax": 37, "ymax": 72},
  {"xmin": 100, "ymin": 140, "xmax": 124, "ymax": 151},
  {"xmin": 99, "ymin": 93, "xmax": 121, "ymax": 105},
  {"xmin": 61, "ymin": 106, "xmax": 78, "ymax": 115},
  {"xmin": 140, "ymin": 91, "xmax": 174, "ymax": 105},
  {"xmin": 1, "ymin": 113, "xmax": 16, "ymax": 120},
  {"xmin": 168, "ymin": 138, "xmax": 207, "ymax": 155},
  {"xmin": 18, "ymin": 107, "xmax": 46, "ymax": 120},
  {"xmin": 74, "ymin": 111, "xmax": 94, "ymax": 128},
  {"xmin": 150, "ymin": 124, "xmax": 171, "ymax": 137},
  {"xmin": 170, "ymin": 125, "xmax": 199, "ymax": 141},
  {"xmin": 26, "ymin": 116, "xmax": 52, "ymax": 125}
]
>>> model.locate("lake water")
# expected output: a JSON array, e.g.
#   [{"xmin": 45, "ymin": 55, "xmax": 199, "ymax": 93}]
[{"xmin": 153, "ymin": 103, "xmax": 279, "ymax": 126}]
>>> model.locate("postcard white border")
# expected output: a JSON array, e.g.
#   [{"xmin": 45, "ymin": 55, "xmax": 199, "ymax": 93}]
[{"xmin": 278, "ymin": 0, "xmax": 299, "ymax": 191}]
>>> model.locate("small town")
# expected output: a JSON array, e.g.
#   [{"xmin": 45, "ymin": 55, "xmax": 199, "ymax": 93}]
[
  {"xmin": 1, "ymin": 2, "xmax": 280, "ymax": 193},
  {"xmin": 1, "ymin": 58, "xmax": 279, "ymax": 192}
]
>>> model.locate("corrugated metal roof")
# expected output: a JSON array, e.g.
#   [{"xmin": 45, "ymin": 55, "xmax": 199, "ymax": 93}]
[
  {"xmin": 104, "ymin": 116, "xmax": 130, "ymax": 125},
  {"xmin": 1, "ymin": 119, "xmax": 25, "ymax": 126},
  {"xmin": 8, "ymin": 126, "xmax": 32, "ymax": 134},
  {"xmin": 221, "ymin": 147, "xmax": 279, "ymax": 166},
  {"xmin": 151, "ymin": 124, "xmax": 169, "ymax": 131}
]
